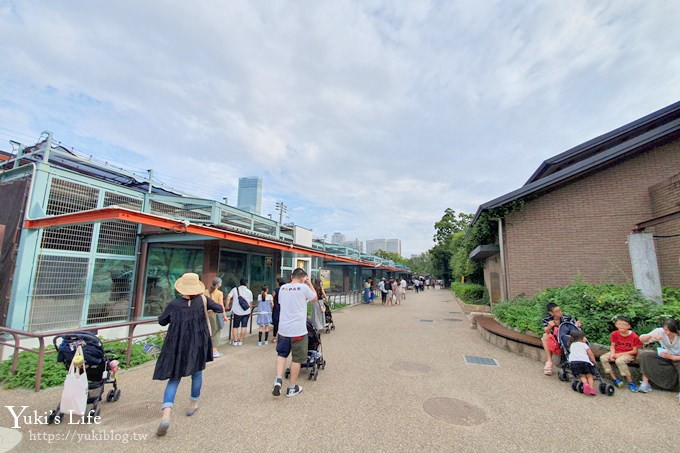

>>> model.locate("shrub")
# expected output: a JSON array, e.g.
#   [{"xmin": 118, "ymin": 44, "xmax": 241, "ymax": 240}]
[
  {"xmin": 493, "ymin": 283, "xmax": 680, "ymax": 345},
  {"xmin": 451, "ymin": 282, "xmax": 488, "ymax": 304},
  {"xmin": 0, "ymin": 333, "xmax": 165, "ymax": 390}
]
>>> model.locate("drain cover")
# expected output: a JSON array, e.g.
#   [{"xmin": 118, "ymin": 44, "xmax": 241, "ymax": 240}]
[
  {"xmin": 390, "ymin": 361, "xmax": 431, "ymax": 376},
  {"xmin": 423, "ymin": 397, "xmax": 487, "ymax": 426},
  {"xmin": 449, "ymin": 311, "xmax": 462, "ymax": 314},
  {"xmin": 444, "ymin": 318, "xmax": 463, "ymax": 322},
  {"xmin": 464, "ymin": 355, "xmax": 498, "ymax": 366},
  {"xmin": 419, "ymin": 319, "xmax": 434, "ymax": 323}
]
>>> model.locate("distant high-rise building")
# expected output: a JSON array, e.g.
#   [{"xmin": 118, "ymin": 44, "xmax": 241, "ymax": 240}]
[
  {"xmin": 332, "ymin": 232, "xmax": 346, "ymax": 244},
  {"xmin": 365, "ymin": 239, "xmax": 387, "ymax": 255},
  {"xmin": 366, "ymin": 238, "xmax": 402, "ymax": 256},
  {"xmin": 343, "ymin": 239, "xmax": 364, "ymax": 252},
  {"xmin": 386, "ymin": 239, "xmax": 402, "ymax": 256},
  {"xmin": 237, "ymin": 176, "xmax": 262, "ymax": 215}
]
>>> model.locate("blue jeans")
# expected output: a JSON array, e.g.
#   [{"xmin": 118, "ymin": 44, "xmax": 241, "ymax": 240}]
[{"xmin": 162, "ymin": 370, "xmax": 202, "ymax": 409}]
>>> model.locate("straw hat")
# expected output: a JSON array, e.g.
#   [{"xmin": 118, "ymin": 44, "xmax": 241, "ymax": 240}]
[{"xmin": 174, "ymin": 273, "xmax": 205, "ymax": 296}]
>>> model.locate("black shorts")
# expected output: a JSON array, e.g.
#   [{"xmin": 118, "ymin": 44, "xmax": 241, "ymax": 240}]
[
  {"xmin": 570, "ymin": 361, "xmax": 596, "ymax": 376},
  {"xmin": 233, "ymin": 314, "xmax": 249, "ymax": 328}
]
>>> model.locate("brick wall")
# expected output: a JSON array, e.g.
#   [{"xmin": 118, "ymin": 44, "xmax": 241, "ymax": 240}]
[
  {"xmin": 650, "ymin": 173, "xmax": 680, "ymax": 286},
  {"xmin": 503, "ymin": 139, "xmax": 680, "ymax": 298}
]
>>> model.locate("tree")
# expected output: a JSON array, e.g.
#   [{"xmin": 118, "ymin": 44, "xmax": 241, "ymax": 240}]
[
  {"xmin": 374, "ymin": 249, "xmax": 406, "ymax": 265},
  {"xmin": 433, "ymin": 209, "xmax": 473, "ymax": 245}
]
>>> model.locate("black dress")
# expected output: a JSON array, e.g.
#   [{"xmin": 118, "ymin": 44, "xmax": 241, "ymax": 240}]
[
  {"xmin": 272, "ymin": 288, "xmax": 281, "ymax": 328},
  {"xmin": 153, "ymin": 295, "xmax": 223, "ymax": 381}
]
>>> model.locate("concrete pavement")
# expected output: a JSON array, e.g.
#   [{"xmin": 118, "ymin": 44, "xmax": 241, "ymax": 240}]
[{"xmin": 1, "ymin": 288, "xmax": 678, "ymax": 452}]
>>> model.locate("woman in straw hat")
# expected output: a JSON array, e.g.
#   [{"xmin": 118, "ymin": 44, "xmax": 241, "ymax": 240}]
[{"xmin": 153, "ymin": 272, "xmax": 223, "ymax": 436}]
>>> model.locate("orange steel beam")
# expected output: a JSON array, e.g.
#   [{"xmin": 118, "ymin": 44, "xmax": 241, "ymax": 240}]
[{"xmin": 24, "ymin": 207, "xmax": 408, "ymax": 272}]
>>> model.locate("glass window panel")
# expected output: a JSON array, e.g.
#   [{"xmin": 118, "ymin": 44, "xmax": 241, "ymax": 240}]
[
  {"xmin": 144, "ymin": 246, "xmax": 204, "ymax": 317},
  {"xmin": 87, "ymin": 259, "xmax": 134, "ymax": 324},
  {"xmin": 249, "ymin": 254, "xmax": 274, "ymax": 294},
  {"xmin": 218, "ymin": 251, "xmax": 247, "ymax": 293}
]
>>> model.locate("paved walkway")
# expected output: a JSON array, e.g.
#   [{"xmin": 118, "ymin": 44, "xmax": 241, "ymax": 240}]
[{"xmin": 1, "ymin": 289, "xmax": 678, "ymax": 452}]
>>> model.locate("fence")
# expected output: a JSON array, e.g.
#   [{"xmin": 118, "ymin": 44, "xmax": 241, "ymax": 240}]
[{"xmin": 0, "ymin": 319, "xmax": 162, "ymax": 392}]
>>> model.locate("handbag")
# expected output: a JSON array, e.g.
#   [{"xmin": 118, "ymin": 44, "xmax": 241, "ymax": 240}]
[
  {"xmin": 201, "ymin": 295, "xmax": 212, "ymax": 336},
  {"xmin": 60, "ymin": 345, "xmax": 88, "ymax": 416},
  {"xmin": 236, "ymin": 287, "xmax": 250, "ymax": 311}
]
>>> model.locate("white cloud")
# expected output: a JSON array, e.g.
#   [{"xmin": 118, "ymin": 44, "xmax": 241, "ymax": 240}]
[{"xmin": 1, "ymin": 0, "xmax": 680, "ymax": 256}]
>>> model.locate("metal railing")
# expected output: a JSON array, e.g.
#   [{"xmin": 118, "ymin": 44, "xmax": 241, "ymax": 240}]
[{"xmin": 0, "ymin": 319, "xmax": 163, "ymax": 392}]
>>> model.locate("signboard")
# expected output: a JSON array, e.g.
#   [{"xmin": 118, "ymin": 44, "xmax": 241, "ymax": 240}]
[{"xmin": 319, "ymin": 268, "xmax": 331, "ymax": 289}]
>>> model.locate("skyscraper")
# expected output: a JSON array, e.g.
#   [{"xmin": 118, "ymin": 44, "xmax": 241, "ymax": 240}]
[
  {"xmin": 331, "ymin": 232, "xmax": 346, "ymax": 244},
  {"xmin": 237, "ymin": 176, "xmax": 262, "ymax": 215},
  {"xmin": 366, "ymin": 238, "xmax": 402, "ymax": 256}
]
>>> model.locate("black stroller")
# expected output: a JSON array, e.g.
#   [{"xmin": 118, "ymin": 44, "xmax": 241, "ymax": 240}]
[
  {"xmin": 285, "ymin": 319, "xmax": 326, "ymax": 381},
  {"xmin": 323, "ymin": 301, "xmax": 336, "ymax": 333},
  {"xmin": 48, "ymin": 332, "xmax": 121, "ymax": 423},
  {"xmin": 555, "ymin": 321, "xmax": 615, "ymax": 396}
]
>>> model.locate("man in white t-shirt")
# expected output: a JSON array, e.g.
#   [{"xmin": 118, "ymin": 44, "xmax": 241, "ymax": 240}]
[
  {"xmin": 399, "ymin": 277, "xmax": 407, "ymax": 301},
  {"xmin": 378, "ymin": 278, "xmax": 387, "ymax": 304},
  {"xmin": 226, "ymin": 279, "xmax": 253, "ymax": 346},
  {"xmin": 272, "ymin": 268, "xmax": 317, "ymax": 398}
]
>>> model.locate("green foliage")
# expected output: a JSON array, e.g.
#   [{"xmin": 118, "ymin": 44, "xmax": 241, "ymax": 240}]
[
  {"xmin": 434, "ymin": 209, "xmax": 473, "ymax": 245},
  {"xmin": 0, "ymin": 334, "xmax": 166, "ymax": 390},
  {"xmin": 0, "ymin": 351, "xmax": 67, "ymax": 390},
  {"xmin": 405, "ymin": 252, "xmax": 431, "ymax": 275},
  {"xmin": 450, "ymin": 282, "xmax": 488, "ymax": 305},
  {"xmin": 493, "ymin": 282, "xmax": 680, "ymax": 345},
  {"xmin": 374, "ymin": 249, "xmax": 407, "ymax": 265}
]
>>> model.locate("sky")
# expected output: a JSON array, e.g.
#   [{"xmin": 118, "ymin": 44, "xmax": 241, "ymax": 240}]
[{"xmin": 1, "ymin": 1, "xmax": 680, "ymax": 257}]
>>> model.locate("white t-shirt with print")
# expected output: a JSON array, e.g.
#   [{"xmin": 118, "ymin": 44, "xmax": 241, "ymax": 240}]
[
  {"xmin": 400, "ymin": 280, "xmax": 407, "ymax": 289},
  {"xmin": 278, "ymin": 283, "xmax": 317, "ymax": 337},
  {"xmin": 228, "ymin": 285, "xmax": 253, "ymax": 316}
]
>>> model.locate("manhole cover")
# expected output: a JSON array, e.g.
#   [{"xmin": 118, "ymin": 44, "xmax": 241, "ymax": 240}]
[
  {"xmin": 390, "ymin": 361, "xmax": 431, "ymax": 376},
  {"xmin": 449, "ymin": 311, "xmax": 462, "ymax": 314},
  {"xmin": 419, "ymin": 319, "xmax": 434, "ymax": 323},
  {"xmin": 464, "ymin": 355, "xmax": 499, "ymax": 367},
  {"xmin": 444, "ymin": 318, "xmax": 463, "ymax": 322},
  {"xmin": 423, "ymin": 397, "xmax": 486, "ymax": 426},
  {"xmin": 95, "ymin": 400, "xmax": 160, "ymax": 431}
]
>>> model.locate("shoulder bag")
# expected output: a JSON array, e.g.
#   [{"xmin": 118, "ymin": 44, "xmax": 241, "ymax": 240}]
[{"xmin": 236, "ymin": 287, "xmax": 250, "ymax": 311}]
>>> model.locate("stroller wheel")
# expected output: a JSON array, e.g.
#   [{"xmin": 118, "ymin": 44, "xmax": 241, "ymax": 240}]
[
  {"xmin": 87, "ymin": 407, "xmax": 101, "ymax": 423},
  {"xmin": 321, "ymin": 360, "xmax": 326, "ymax": 370},
  {"xmin": 558, "ymin": 370, "xmax": 568, "ymax": 382},
  {"xmin": 571, "ymin": 381, "xmax": 577, "ymax": 392},
  {"xmin": 599, "ymin": 382, "xmax": 607, "ymax": 394},
  {"xmin": 605, "ymin": 384, "xmax": 615, "ymax": 396},
  {"xmin": 113, "ymin": 389, "xmax": 121, "ymax": 402},
  {"xmin": 331, "ymin": 325, "xmax": 335, "ymax": 331},
  {"xmin": 576, "ymin": 382, "xmax": 584, "ymax": 394},
  {"xmin": 313, "ymin": 368, "xmax": 319, "ymax": 381},
  {"xmin": 47, "ymin": 410, "xmax": 60, "ymax": 424},
  {"xmin": 107, "ymin": 389, "xmax": 115, "ymax": 402}
]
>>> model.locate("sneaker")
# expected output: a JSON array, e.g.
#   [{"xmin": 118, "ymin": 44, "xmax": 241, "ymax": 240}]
[
  {"xmin": 213, "ymin": 351, "xmax": 222, "ymax": 358},
  {"xmin": 628, "ymin": 382, "xmax": 638, "ymax": 392},
  {"xmin": 286, "ymin": 385, "xmax": 303, "ymax": 398},
  {"xmin": 638, "ymin": 382, "xmax": 652, "ymax": 393},
  {"xmin": 613, "ymin": 379, "xmax": 623, "ymax": 388},
  {"xmin": 230, "ymin": 341, "xmax": 238, "ymax": 346},
  {"xmin": 272, "ymin": 378, "xmax": 282, "ymax": 396},
  {"xmin": 583, "ymin": 383, "xmax": 594, "ymax": 396},
  {"xmin": 543, "ymin": 361, "xmax": 553, "ymax": 376},
  {"xmin": 258, "ymin": 341, "xmax": 262, "ymax": 346},
  {"xmin": 237, "ymin": 341, "xmax": 243, "ymax": 346},
  {"xmin": 264, "ymin": 341, "xmax": 269, "ymax": 345}
]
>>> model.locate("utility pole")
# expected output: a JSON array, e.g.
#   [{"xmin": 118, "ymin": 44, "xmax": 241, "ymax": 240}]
[{"xmin": 275, "ymin": 201, "xmax": 287, "ymax": 224}]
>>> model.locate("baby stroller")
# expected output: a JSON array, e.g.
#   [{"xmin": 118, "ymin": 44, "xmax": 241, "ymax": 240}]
[
  {"xmin": 323, "ymin": 301, "xmax": 335, "ymax": 333},
  {"xmin": 47, "ymin": 331, "xmax": 121, "ymax": 423},
  {"xmin": 554, "ymin": 321, "xmax": 615, "ymax": 396},
  {"xmin": 285, "ymin": 319, "xmax": 326, "ymax": 381}
]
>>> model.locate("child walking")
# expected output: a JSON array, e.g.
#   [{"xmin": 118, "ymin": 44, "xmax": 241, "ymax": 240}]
[
  {"xmin": 257, "ymin": 286, "xmax": 273, "ymax": 346},
  {"xmin": 569, "ymin": 330, "xmax": 598, "ymax": 396},
  {"xmin": 599, "ymin": 316, "xmax": 642, "ymax": 392}
]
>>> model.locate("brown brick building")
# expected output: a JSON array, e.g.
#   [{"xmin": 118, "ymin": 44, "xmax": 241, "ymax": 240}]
[{"xmin": 471, "ymin": 101, "xmax": 680, "ymax": 301}]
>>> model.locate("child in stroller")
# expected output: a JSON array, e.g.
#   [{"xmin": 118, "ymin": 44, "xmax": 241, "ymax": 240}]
[
  {"xmin": 48, "ymin": 331, "xmax": 121, "ymax": 423},
  {"xmin": 555, "ymin": 321, "xmax": 616, "ymax": 396},
  {"xmin": 285, "ymin": 319, "xmax": 326, "ymax": 381},
  {"xmin": 323, "ymin": 301, "xmax": 336, "ymax": 333}
]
